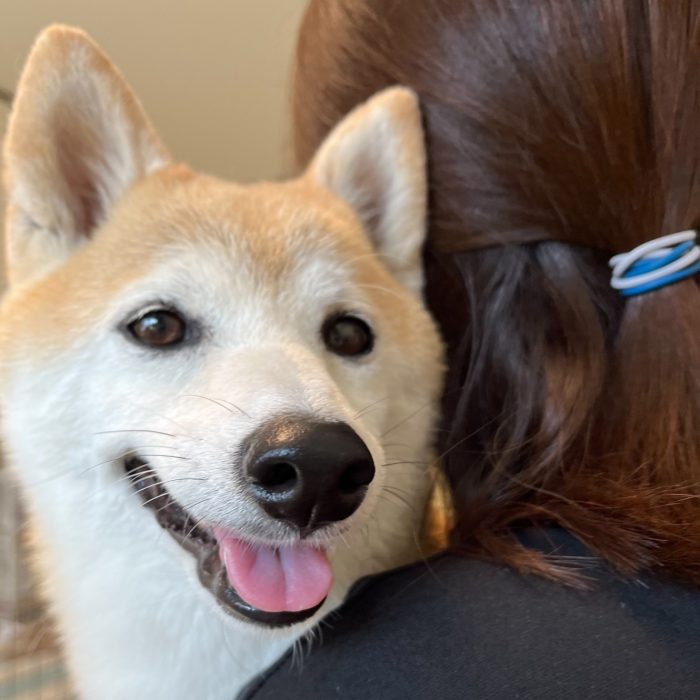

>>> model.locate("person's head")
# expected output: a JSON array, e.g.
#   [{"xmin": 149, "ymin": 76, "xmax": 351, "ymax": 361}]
[{"xmin": 292, "ymin": 0, "xmax": 700, "ymax": 583}]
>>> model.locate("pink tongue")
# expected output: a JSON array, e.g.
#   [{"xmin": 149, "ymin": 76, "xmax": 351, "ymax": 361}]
[{"xmin": 213, "ymin": 528, "xmax": 333, "ymax": 613}]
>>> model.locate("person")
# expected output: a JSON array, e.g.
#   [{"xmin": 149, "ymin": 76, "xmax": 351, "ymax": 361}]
[{"xmin": 240, "ymin": 1, "xmax": 700, "ymax": 698}]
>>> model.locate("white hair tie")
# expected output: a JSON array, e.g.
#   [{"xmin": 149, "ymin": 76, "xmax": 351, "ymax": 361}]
[{"xmin": 608, "ymin": 230, "xmax": 700, "ymax": 296}]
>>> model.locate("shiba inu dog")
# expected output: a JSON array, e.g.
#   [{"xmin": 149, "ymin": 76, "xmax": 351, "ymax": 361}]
[{"xmin": 0, "ymin": 26, "xmax": 443, "ymax": 700}]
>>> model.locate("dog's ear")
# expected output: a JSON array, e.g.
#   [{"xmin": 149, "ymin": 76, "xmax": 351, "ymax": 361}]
[
  {"xmin": 308, "ymin": 87, "xmax": 427, "ymax": 297},
  {"xmin": 2, "ymin": 25, "xmax": 170, "ymax": 286}
]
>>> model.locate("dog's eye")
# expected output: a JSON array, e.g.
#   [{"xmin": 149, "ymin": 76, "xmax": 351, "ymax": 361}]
[
  {"xmin": 322, "ymin": 314, "xmax": 374, "ymax": 357},
  {"xmin": 128, "ymin": 309, "xmax": 186, "ymax": 347}
]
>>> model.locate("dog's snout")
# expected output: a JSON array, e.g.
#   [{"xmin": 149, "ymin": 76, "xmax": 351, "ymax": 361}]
[{"xmin": 244, "ymin": 417, "xmax": 375, "ymax": 533}]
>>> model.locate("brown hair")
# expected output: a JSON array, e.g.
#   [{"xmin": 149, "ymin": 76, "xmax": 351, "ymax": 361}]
[{"xmin": 293, "ymin": 0, "xmax": 700, "ymax": 584}]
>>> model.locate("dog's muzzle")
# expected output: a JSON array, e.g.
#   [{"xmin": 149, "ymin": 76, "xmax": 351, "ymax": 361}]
[{"xmin": 125, "ymin": 416, "xmax": 375, "ymax": 627}]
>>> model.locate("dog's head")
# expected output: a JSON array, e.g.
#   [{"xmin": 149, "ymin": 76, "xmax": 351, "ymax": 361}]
[{"xmin": 0, "ymin": 27, "xmax": 443, "ymax": 628}]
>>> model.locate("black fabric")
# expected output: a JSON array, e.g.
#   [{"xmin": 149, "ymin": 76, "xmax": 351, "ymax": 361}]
[{"xmin": 239, "ymin": 528, "xmax": 700, "ymax": 699}]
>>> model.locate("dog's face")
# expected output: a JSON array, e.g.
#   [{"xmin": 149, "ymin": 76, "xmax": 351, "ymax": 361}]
[{"xmin": 0, "ymin": 27, "xmax": 443, "ymax": 629}]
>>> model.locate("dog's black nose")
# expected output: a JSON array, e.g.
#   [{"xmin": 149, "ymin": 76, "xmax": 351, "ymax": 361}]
[{"xmin": 243, "ymin": 417, "xmax": 375, "ymax": 534}]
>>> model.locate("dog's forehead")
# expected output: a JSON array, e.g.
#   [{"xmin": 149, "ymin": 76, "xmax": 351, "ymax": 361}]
[{"xmin": 110, "ymin": 166, "xmax": 371, "ymax": 277}]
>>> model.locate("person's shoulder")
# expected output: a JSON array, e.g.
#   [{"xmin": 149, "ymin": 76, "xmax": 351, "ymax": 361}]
[{"xmin": 242, "ymin": 528, "xmax": 700, "ymax": 700}]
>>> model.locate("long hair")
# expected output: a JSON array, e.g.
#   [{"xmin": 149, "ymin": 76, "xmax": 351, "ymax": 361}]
[{"xmin": 292, "ymin": 0, "xmax": 700, "ymax": 584}]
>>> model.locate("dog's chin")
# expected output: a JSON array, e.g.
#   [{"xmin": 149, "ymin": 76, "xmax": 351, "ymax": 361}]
[{"xmin": 124, "ymin": 457, "xmax": 325, "ymax": 628}]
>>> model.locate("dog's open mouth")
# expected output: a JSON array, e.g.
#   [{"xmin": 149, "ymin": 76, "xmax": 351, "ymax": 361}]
[{"xmin": 124, "ymin": 456, "xmax": 330, "ymax": 627}]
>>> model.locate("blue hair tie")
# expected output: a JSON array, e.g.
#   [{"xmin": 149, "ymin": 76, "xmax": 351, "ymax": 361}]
[{"xmin": 609, "ymin": 230, "xmax": 699, "ymax": 297}]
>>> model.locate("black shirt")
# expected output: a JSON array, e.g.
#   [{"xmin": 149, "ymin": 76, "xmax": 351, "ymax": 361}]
[{"xmin": 241, "ymin": 528, "xmax": 700, "ymax": 699}]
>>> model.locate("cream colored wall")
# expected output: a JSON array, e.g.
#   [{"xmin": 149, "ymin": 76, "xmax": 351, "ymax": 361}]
[{"xmin": 0, "ymin": 1, "xmax": 307, "ymax": 182}]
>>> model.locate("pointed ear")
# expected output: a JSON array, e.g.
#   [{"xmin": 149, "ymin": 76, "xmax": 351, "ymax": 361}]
[
  {"xmin": 307, "ymin": 87, "xmax": 427, "ymax": 296},
  {"xmin": 2, "ymin": 25, "xmax": 170, "ymax": 286}
]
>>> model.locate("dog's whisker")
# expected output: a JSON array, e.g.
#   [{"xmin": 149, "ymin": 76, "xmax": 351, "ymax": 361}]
[
  {"xmin": 129, "ymin": 405, "xmax": 193, "ymax": 433},
  {"xmin": 381, "ymin": 485, "xmax": 417, "ymax": 515},
  {"xmin": 115, "ymin": 466, "xmax": 207, "ymax": 485},
  {"xmin": 384, "ymin": 483, "xmax": 415, "ymax": 498},
  {"xmin": 379, "ymin": 401, "xmax": 433, "ymax": 438},
  {"xmin": 155, "ymin": 495, "xmax": 213, "ymax": 516},
  {"xmin": 352, "ymin": 395, "xmax": 391, "ymax": 420},
  {"xmin": 93, "ymin": 454, "xmax": 190, "ymax": 479},
  {"xmin": 183, "ymin": 513, "xmax": 211, "ymax": 540},
  {"xmin": 179, "ymin": 394, "xmax": 251, "ymax": 419},
  {"xmin": 132, "ymin": 453, "xmax": 191, "ymax": 461},
  {"xmin": 142, "ymin": 491, "xmax": 172, "ymax": 508},
  {"xmin": 114, "ymin": 467, "xmax": 157, "ymax": 484},
  {"xmin": 381, "ymin": 442, "xmax": 413, "ymax": 449},
  {"xmin": 130, "ymin": 477, "xmax": 210, "ymax": 500},
  {"xmin": 23, "ymin": 446, "xmax": 186, "ymax": 486},
  {"xmin": 337, "ymin": 530, "xmax": 352, "ymax": 552},
  {"xmin": 117, "ymin": 403, "xmax": 221, "ymax": 451},
  {"xmin": 86, "ymin": 475, "xmax": 209, "ymax": 504},
  {"xmin": 94, "ymin": 429, "xmax": 177, "ymax": 438},
  {"xmin": 118, "ymin": 465, "xmax": 207, "ymax": 481},
  {"xmin": 218, "ymin": 399, "xmax": 251, "ymax": 418},
  {"xmin": 382, "ymin": 460, "xmax": 427, "ymax": 468}
]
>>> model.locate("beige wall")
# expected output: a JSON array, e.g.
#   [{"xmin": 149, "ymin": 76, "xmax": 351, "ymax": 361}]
[{"xmin": 0, "ymin": 1, "xmax": 307, "ymax": 183}]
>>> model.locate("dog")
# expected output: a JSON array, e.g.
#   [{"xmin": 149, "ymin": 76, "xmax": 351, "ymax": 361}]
[{"xmin": 0, "ymin": 26, "xmax": 444, "ymax": 699}]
